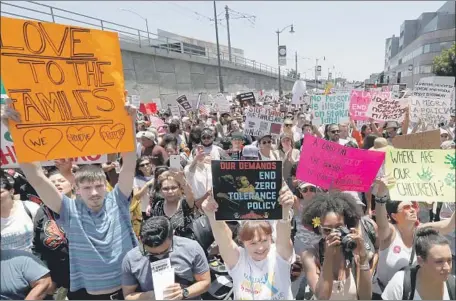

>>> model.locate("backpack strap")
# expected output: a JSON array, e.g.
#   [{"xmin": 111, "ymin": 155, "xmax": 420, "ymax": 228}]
[
  {"xmin": 447, "ymin": 274, "xmax": 455, "ymax": 300},
  {"xmin": 22, "ymin": 201, "xmax": 33, "ymax": 221},
  {"xmin": 402, "ymin": 265, "xmax": 419, "ymax": 300}
]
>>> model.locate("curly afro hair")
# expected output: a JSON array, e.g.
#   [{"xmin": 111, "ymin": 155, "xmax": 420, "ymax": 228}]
[{"xmin": 301, "ymin": 191, "xmax": 364, "ymax": 234}]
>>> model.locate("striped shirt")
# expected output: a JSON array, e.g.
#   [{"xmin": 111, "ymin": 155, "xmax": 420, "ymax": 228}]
[{"xmin": 56, "ymin": 185, "xmax": 137, "ymax": 293}]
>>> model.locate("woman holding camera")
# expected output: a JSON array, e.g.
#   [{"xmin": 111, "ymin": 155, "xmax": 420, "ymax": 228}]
[{"xmin": 301, "ymin": 192, "xmax": 373, "ymax": 300}]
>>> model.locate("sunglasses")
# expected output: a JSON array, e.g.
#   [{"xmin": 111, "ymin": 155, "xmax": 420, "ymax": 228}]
[
  {"xmin": 330, "ymin": 130, "xmax": 340, "ymax": 134},
  {"xmin": 261, "ymin": 140, "xmax": 272, "ymax": 145},
  {"xmin": 202, "ymin": 135, "xmax": 213, "ymax": 140},
  {"xmin": 299, "ymin": 186, "xmax": 316, "ymax": 193},
  {"xmin": 285, "ymin": 124, "xmax": 293, "ymax": 127},
  {"xmin": 140, "ymin": 240, "xmax": 174, "ymax": 258},
  {"xmin": 398, "ymin": 203, "xmax": 418, "ymax": 212},
  {"xmin": 139, "ymin": 162, "xmax": 150, "ymax": 167}
]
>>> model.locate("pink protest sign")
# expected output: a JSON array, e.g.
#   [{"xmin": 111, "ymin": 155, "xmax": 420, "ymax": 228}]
[
  {"xmin": 349, "ymin": 90, "xmax": 372, "ymax": 121},
  {"xmin": 296, "ymin": 135, "xmax": 385, "ymax": 192},
  {"xmin": 149, "ymin": 116, "xmax": 165, "ymax": 128}
]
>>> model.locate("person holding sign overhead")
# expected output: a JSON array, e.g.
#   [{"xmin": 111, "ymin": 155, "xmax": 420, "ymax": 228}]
[
  {"xmin": 371, "ymin": 178, "xmax": 455, "ymax": 299},
  {"xmin": 201, "ymin": 185, "xmax": 295, "ymax": 300},
  {"xmin": 1, "ymin": 98, "xmax": 139, "ymax": 300}
]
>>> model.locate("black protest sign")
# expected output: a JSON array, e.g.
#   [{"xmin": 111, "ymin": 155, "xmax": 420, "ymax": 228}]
[
  {"xmin": 176, "ymin": 95, "xmax": 192, "ymax": 111},
  {"xmin": 211, "ymin": 160, "xmax": 282, "ymax": 220},
  {"xmin": 237, "ymin": 92, "xmax": 256, "ymax": 105}
]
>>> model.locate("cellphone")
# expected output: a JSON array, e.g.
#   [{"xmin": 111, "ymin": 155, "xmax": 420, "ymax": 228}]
[{"xmin": 169, "ymin": 155, "xmax": 181, "ymax": 170}]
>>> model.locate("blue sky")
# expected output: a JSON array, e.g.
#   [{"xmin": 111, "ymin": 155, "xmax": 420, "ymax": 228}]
[{"xmin": 3, "ymin": 1, "xmax": 447, "ymax": 81}]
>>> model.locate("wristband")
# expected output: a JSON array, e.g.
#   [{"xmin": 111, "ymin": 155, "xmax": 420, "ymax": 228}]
[{"xmin": 375, "ymin": 195, "xmax": 388, "ymax": 204}]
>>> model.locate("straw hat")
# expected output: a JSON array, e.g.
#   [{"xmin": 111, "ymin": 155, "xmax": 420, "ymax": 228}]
[{"xmin": 369, "ymin": 137, "xmax": 391, "ymax": 152}]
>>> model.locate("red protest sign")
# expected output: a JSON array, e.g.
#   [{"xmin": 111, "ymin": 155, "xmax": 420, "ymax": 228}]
[{"xmin": 139, "ymin": 103, "xmax": 158, "ymax": 115}]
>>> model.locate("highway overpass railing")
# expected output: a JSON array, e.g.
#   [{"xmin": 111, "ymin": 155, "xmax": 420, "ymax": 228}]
[{"xmin": 1, "ymin": 1, "xmax": 297, "ymax": 81}]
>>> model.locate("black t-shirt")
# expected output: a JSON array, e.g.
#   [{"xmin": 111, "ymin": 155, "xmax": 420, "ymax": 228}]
[
  {"xmin": 152, "ymin": 198, "xmax": 196, "ymax": 239},
  {"xmin": 32, "ymin": 204, "xmax": 70, "ymax": 288}
]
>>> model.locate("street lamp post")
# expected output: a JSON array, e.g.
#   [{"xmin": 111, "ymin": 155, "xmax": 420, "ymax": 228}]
[
  {"xmin": 120, "ymin": 8, "xmax": 150, "ymax": 46},
  {"xmin": 314, "ymin": 56, "xmax": 325, "ymax": 92},
  {"xmin": 276, "ymin": 24, "xmax": 294, "ymax": 97}
]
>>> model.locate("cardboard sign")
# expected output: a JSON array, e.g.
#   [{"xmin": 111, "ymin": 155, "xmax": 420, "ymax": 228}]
[
  {"xmin": 310, "ymin": 93, "xmax": 350, "ymax": 126},
  {"xmin": 411, "ymin": 76, "xmax": 454, "ymax": 126},
  {"xmin": 176, "ymin": 95, "xmax": 192, "ymax": 111},
  {"xmin": 139, "ymin": 103, "xmax": 157, "ymax": 115},
  {"xmin": 211, "ymin": 160, "xmax": 283, "ymax": 220},
  {"xmin": 214, "ymin": 93, "xmax": 230, "ymax": 113},
  {"xmin": 296, "ymin": 135, "xmax": 385, "ymax": 192},
  {"xmin": 237, "ymin": 92, "xmax": 255, "ymax": 105},
  {"xmin": 0, "ymin": 17, "xmax": 133, "ymax": 163},
  {"xmin": 366, "ymin": 93, "xmax": 408, "ymax": 122},
  {"xmin": 1, "ymin": 122, "xmax": 107, "ymax": 168},
  {"xmin": 244, "ymin": 107, "xmax": 284, "ymax": 137},
  {"xmin": 392, "ymin": 130, "xmax": 441, "ymax": 150},
  {"xmin": 385, "ymin": 149, "xmax": 455, "ymax": 202},
  {"xmin": 349, "ymin": 90, "xmax": 372, "ymax": 121}
]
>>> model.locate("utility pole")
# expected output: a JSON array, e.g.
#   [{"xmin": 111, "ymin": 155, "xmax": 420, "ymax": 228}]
[
  {"xmin": 213, "ymin": 1, "xmax": 224, "ymax": 93},
  {"xmin": 225, "ymin": 5, "xmax": 232, "ymax": 62},
  {"xmin": 295, "ymin": 51, "xmax": 298, "ymax": 79}
]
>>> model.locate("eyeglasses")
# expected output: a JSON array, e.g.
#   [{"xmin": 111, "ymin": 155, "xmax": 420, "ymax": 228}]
[
  {"xmin": 299, "ymin": 186, "xmax": 316, "ymax": 193},
  {"xmin": 202, "ymin": 135, "xmax": 213, "ymax": 140},
  {"xmin": 139, "ymin": 163, "xmax": 150, "ymax": 167},
  {"xmin": 261, "ymin": 140, "xmax": 272, "ymax": 145},
  {"xmin": 161, "ymin": 186, "xmax": 180, "ymax": 192},
  {"xmin": 285, "ymin": 124, "xmax": 293, "ymax": 127},
  {"xmin": 330, "ymin": 130, "xmax": 340, "ymax": 134},
  {"xmin": 140, "ymin": 240, "xmax": 174, "ymax": 258}
]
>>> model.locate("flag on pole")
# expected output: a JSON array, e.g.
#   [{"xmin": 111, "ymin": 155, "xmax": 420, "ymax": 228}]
[{"xmin": 199, "ymin": 103, "xmax": 209, "ymax": 116}]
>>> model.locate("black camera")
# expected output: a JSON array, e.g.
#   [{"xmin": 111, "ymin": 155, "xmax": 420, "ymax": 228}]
[{"xmin": 337, "ymin": 226, "xmax": 357, "ymax": 255}]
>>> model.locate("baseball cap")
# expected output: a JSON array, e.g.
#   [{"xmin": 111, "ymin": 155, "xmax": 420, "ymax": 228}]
[
  {"xmin": 242, "ymin": 145, "xmax": 259, "ymax": 159},
  {"xmin": 297, "ymin": 182, "xmax": 315, "ymax": 191},
  {"xmin": 231, "ymin": 132, "xmax": 244, "ymax": 141},
  {"xmin": 136, "ymin": 131, "xmax": 157, "ymax": 143}
]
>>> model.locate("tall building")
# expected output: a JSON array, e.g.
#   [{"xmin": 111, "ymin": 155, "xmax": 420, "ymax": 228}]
[{"xmin": 383, "ymin": 1, "xmax": 455, "ymax": 88}]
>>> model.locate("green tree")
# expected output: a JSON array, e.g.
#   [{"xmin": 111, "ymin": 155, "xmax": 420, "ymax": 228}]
[{"xmin": 432, "ymin": 43, "xmax": 456, "ymax": 77}]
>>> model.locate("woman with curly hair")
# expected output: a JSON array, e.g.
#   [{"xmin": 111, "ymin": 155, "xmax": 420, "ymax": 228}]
[
  {"xmin": 149, "ymin": 169, "xmax": 196, "ymax": 239},
  {"xmin": 300, "ymin": 192, "xmax": 374, "ymax": 300}
]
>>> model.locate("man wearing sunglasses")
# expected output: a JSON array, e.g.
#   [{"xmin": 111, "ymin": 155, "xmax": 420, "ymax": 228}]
[
  {"xmin": 122, "ymin": 217, "xmax": 210, "ymax": 300},
  {"xmin": 325, "ymin": 123, "xmax": 348, "ymax": 145}
]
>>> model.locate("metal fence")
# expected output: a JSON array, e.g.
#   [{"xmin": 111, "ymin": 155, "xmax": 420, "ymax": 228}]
[{"xmin": 1, "ymin": 1, "xmax": 295, "ymax": 80}]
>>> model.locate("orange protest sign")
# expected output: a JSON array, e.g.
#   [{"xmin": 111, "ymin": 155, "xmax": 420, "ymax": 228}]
[{"xmin": 0, "ymin": 17, "xmax": 134, "ymax": 163}]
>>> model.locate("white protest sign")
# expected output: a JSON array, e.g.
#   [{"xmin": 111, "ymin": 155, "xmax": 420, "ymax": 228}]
[
  {"xmin": 366, "ymin": 93, "xmax": 409, "ymax": 122},
  {"xmin": 161, "ymin": 94, "xmax": 181, "ymax": 117},
  {"xmin": 150, "ymin": 258, "xmax": 174, "ymax": 300},
  {"xmin": 310, "ymin": 93, "xmax": 350, "ymax": 126},
  {"xmin": 214, "ymin": 93, "xmax": 231, "ymax": 113},
  {"xmin": 411, "ymin": 76, "xmax": 454, "ymax": 126},
  {"xmin": 291, "ymin": 80, "xmax": 307, "ymax": 105},
  {"xmin": 392, "ymin": 85, "xmax": 400, "ymax": 98},
  {"xmin": 0, "ymin": 124, "xmax": 107, "ymax": 168},
  {"xmin": 244, "ymin": 107, "xmax": 284, "ymax": 137}
]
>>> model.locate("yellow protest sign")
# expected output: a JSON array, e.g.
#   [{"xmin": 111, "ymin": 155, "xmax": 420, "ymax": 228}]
[
  {"xmin": 0, "ymin": 17, "xmax": 134, "ymax": 163},
  {"xmin": 385, "ymin": 149, "xmax": 456, "ymax": 202}
]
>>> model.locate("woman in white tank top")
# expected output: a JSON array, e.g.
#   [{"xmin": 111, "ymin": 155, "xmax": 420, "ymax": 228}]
[{"xmin": 373, "ymin": 179, "xmax": 455, "ymax": 290}]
